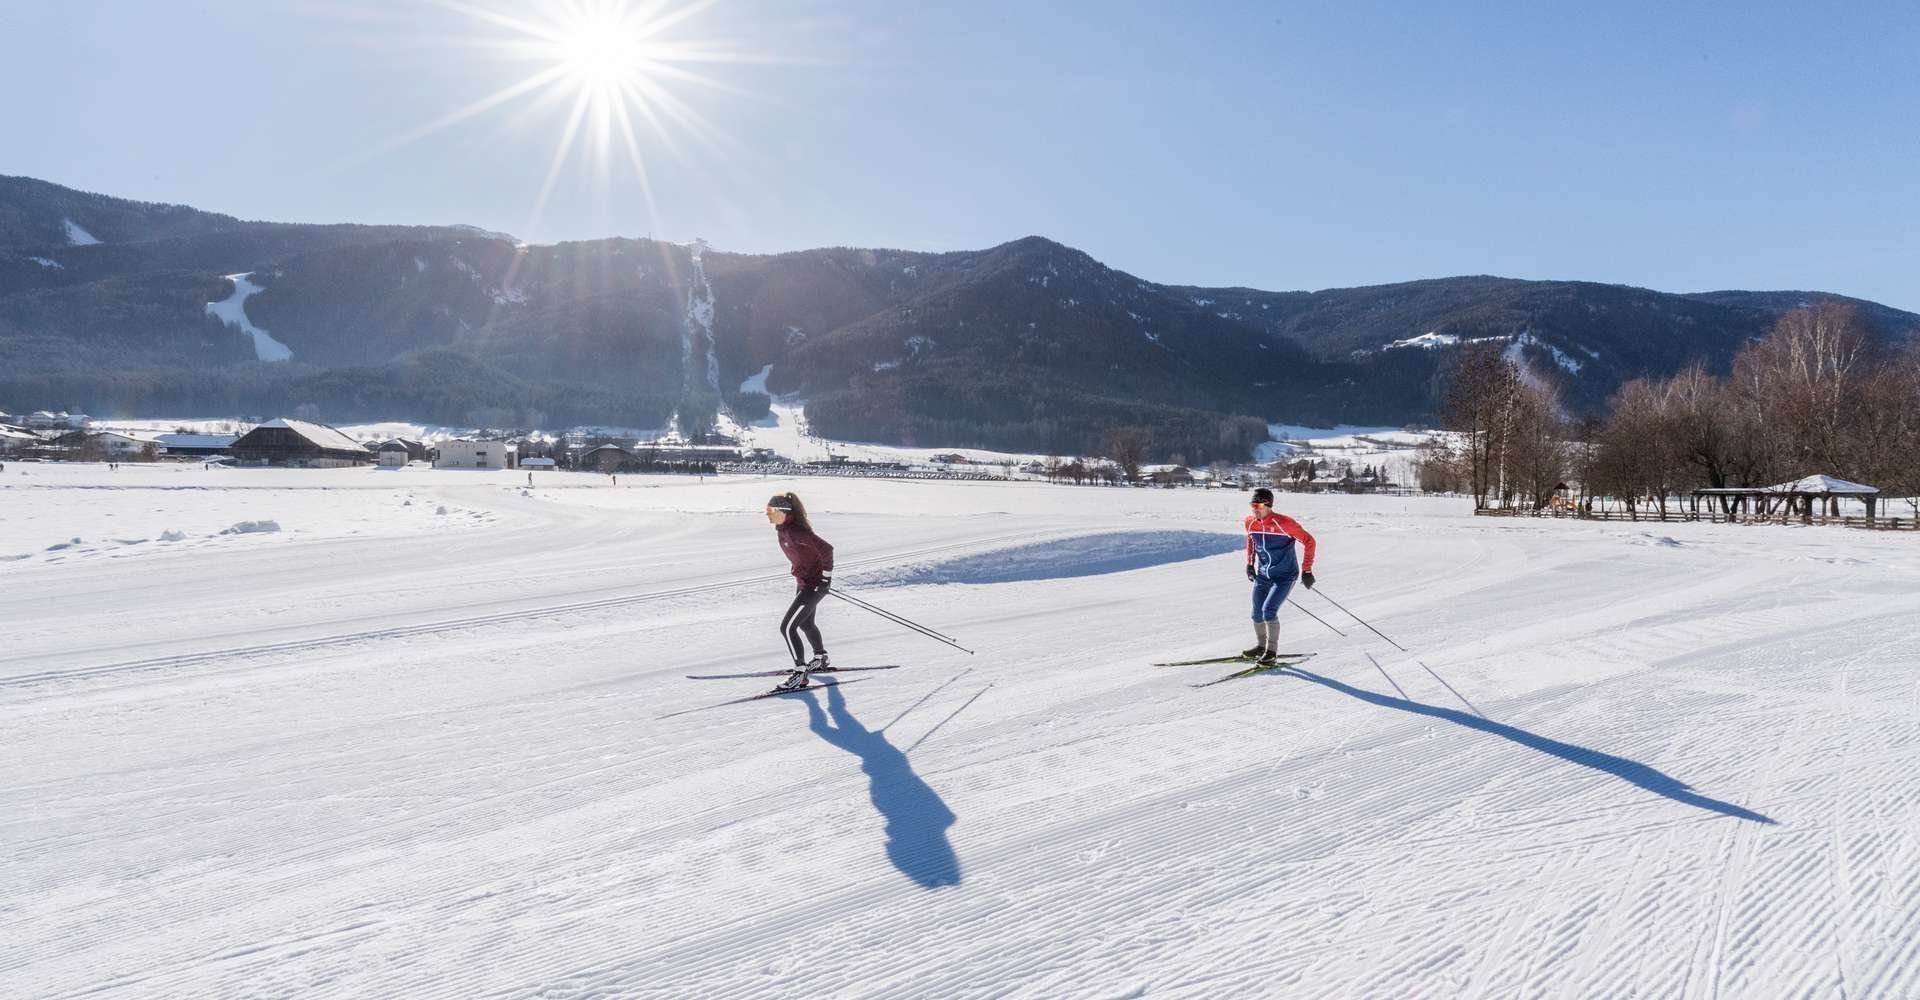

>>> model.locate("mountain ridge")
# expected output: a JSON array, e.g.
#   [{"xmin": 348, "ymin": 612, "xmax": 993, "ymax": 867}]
[{"xmin": 4, "ymin": 176, "xmax": 1915, "ymax": 460}]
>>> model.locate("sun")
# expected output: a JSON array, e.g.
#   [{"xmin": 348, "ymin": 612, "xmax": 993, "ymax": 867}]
[
  {"xmin": 547, "ymin": 6, "xmax": 660, "ymax": 95},
  {"xmin": 360, "ymin": 0, "xmax": 759, "ymax": 238}
]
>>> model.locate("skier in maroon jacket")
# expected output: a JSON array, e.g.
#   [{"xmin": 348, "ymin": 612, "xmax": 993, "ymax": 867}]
[{"xmin": 766, "ymin": 492, "xmax": 834, "ymax": 691}]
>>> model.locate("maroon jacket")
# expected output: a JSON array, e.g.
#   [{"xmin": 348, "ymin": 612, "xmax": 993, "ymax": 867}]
[{"xmin": 777, "ymin": 521, "xmax": 834, "ymax": 587}]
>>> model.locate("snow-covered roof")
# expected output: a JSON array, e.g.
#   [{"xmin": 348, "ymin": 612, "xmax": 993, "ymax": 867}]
[
  {"xmin": 1765, "ymin": 474, "xmax": 1879, "ymax": 495},
  {"xmin": 93, "ymin": 430, "xmax": 160, "ymax": 443},
  {"xmin": 157, "ymin": 433, "xmax": 238, "ymax": 447},
  {"xmin": 257, "ymin": 418, "xmax": 370, "ymax": 453}
]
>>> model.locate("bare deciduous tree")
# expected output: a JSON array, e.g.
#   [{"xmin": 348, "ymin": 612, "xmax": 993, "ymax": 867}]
[
  {"xmin": 1443, "ymin": 344, "xmax": 1523, "ymax": 509},
  {"xmin": 1731, "ymin": 303, "xmax": 1873, "ymax": 475},
  {"xmin": 1103, "ymin": 426, "xmax": 1151, "ymax": 483},
  {"xmin": 1502, "ymin": 380, "xmax": 1571, "ymax": 510}
]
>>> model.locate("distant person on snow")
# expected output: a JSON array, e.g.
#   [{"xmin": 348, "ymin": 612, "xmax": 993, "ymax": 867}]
[
  {"xmin": 1244, "ymin": 487, "xmax": 1316, "ymax": 664},
  {"xmin": 766, "ymin": 492, "xmax": 834, "ymax": 691}
]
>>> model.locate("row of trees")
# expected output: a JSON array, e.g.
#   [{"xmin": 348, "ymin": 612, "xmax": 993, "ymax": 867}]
[{"xmin": 1434, "ymin": 304, "xmax": 1920, "ymax": 516}]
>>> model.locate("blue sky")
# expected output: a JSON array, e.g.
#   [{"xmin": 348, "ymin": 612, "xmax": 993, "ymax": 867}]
[{"xmin": 4, "ymin": 1, "xmax": 1915, "ymax": 310}]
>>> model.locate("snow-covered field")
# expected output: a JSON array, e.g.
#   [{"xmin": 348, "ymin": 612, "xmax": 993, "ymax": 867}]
[{"xmin": 5, "ymin": 464, "xmax": 1918, "ymax": 998}]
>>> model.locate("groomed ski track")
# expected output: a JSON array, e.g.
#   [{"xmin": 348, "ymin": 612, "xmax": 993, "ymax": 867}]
[{"xmin": 4, "ymin": 466, "xmax": 1918, "ymax": 998}]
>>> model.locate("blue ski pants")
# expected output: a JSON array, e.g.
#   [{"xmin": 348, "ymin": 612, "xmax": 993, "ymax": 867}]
[{"xmin": 1251, "ymin": 574, "xmax": 1294, "ymax": 622}]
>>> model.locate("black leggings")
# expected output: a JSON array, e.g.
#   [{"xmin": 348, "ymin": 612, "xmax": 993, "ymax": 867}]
[{"xmin": 780, "ymin": 584, "xmax": 828, "ymax": 665}]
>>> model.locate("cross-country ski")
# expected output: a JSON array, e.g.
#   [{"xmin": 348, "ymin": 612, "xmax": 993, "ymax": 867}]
[
  {"xmin": 1154, "ymin": 651, "xmax": 1312, "ymax": 667},
  {"xmin": 657, "ymin": 676, "xmax": 873, "ymax": 719},
  {"xmin": 1191, "ymin": 653, "xmax": 1319, "ymax": 688},
  {"xmin": 686, "ymin": 664, "xmax": 904, "ymax": 680}
]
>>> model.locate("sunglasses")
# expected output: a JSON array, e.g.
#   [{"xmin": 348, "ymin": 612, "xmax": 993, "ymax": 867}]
[{"xmin": 1249, "ymin": 500, "xmax": 1270, "ymax": 507}]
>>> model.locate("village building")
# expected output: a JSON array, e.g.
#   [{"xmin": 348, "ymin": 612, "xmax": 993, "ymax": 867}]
[
  {"xmin": 157, "ymin": 433, "xmax": 238, "ymax": 457},
  {"xmin": 52, "ymin": 429, "xmax": 159, "ymax": 459},
  {"xmin": 25, "ymin": 410, "xmax": 92, "ymax": 430},
  {"xmin": 582, "ymin": 444, "xmax": 631, "ymax": 472},
  {"xmin": 376, "ymin": 441, "xmax": 413, "ymax": 467},
  {"xmin": 519, "ymin": 456, "xmax": 556, "ymax": 470},
  {"xmin": 229, "ymin": 418, "xmax": 373, "ymax": 467},
  {"xmin": 0, "ymin": 427, "xmax": 40, "ymax": 453},
  {"xmin": 433, "ymin": 439, "xmax": 517, "ymax": 470},
  {"xmin": 374, "ymin": 438, "xmax": 429, "ymax": 462},
  {"xmin": 633, "ymin": 442, "xmax": 746, "ymax": 463}
]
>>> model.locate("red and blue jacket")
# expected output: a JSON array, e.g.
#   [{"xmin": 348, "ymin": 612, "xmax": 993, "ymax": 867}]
[{"xmin": 1244, "ymin": 511, "xmax": 1315, "ymax": 581}]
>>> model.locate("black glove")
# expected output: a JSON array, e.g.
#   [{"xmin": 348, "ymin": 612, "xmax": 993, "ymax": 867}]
[
  {"xmin": 1246, "ymin": 564, "xmax": 1256, "ymax": 582},
  {"xmin": 1301, "ymin": 571, "xmax": 1316, "ymax": 590}
]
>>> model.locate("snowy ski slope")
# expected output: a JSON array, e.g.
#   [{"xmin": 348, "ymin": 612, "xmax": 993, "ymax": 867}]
[{"xmin": 4, "ymin": 464, "xmax": 1918, "ymax": 998}]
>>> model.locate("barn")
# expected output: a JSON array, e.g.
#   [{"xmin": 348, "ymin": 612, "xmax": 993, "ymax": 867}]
[{"xmin": 230, "ymin": 419, "xmax": 372, "ymax": 468}]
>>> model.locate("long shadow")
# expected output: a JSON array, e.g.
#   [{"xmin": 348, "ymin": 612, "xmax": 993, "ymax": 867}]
[
  {"xmin": 1281, "ymin": 667, "xmax": 1777, "ymax": 825},
  {"xmin": 800, "ymin": 681, "xmax": 963, "ymax": 888}
]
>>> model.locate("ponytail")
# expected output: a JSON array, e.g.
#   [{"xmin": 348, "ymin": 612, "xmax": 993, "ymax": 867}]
[{"xmin": 782, "ymin": 492, "xmax": 813, "ymax": 532}]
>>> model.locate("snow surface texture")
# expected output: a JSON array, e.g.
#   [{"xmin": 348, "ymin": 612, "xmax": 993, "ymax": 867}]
[
  {"xmin": 4, "ymin": 467, "xmax": 1919, "ymax": 998},
  {"xmin": 63, "ymin": 218, "xmax": 101, "ymax": 245},
  {"xmin": 205, "ymin": 273, "xmax": 294, "ymax": 362},
  {"xmin": 683, "ymin": 240, "xmax": 721, "ymax": 398},
  {"xmin": 1385, "ymin": 331, "xmax": 1460, "ymax": 350}
]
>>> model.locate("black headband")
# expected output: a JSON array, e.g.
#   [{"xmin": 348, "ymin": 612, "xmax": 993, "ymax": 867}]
[{"xmin": 767, "ymin": 495, "xmax": 796, "ymax": 512}]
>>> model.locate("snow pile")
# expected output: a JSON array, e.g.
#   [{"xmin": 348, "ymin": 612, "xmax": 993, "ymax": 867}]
[
  {"xmin": 159, "ymin": 529, "xmax": 187, "ymax": 542},
  {"xmin": 205, "ymin": 273, "xmax": 294, "ymax": 362},
  {"xmin": 30, "ymin": 256, "xmax": 63, "ymax": 269},
  {"xmin": 220, "ymin": 520, "xmax": 281, "ymax": 535}
]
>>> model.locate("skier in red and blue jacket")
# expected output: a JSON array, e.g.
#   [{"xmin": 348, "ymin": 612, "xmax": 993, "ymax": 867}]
[
  {"xmin": 1243, "ymin": 487, "xmax": 1316, "ymax": 663},
  {"xmin": 766, "ymin": 492, "xmax": 834, "ymax": 691}
]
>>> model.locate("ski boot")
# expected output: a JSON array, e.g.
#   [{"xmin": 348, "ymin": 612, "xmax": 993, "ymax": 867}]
[
  {"xmin": 1255, "ymin": 648, "xmax": 1281, "ymax": 666},
  {"xmin": 772, "ymin": 668, "xmax": 811, "ymax": 693},
  {"xmin": 804, "ymin": 652, "xmax": 832, "ymax": 673},
  {"xmin": 1240, "ymin": 646, "xmax": 1267, "ymax": 660}
]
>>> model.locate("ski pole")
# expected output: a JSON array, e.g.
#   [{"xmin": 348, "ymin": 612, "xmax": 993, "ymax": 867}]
[
  {"xmin": 1289, "ymin": 598, "xmax": 1347, "ymax": 637},
  {"xmin": 829, "ymin": 590, "xmax": 975, "ymax": 654},
  {"xmin": 1313, "ymin": 589, "xmax": 1408, "ymax": 652},
  {"xmin": 833, "ymin": 590, "xmax": 972, "ymax": 653},
  {"xmin": 832, "ymin": 588, "xmax": 959, "ymax": 643}
]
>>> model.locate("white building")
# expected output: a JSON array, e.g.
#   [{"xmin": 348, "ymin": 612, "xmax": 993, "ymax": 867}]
[
  {"xmin": 26, "ymin": 410, "xmax": 91, "ymax": 430},
  {"xmin": 86, "ymin": 431, "xmax": 159, "ymax": 458},
  {"xmin": 0, "ymin": 427, "xmax": 39, "ymax": 453},
  {"xmin": 433, "ymin": 439, "xmax": 516, "ymax": 470}
]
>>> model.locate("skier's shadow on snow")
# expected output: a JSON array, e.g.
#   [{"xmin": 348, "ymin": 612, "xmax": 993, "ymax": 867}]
[
  {"xmin": 800, "ymin": 681, "xmax": 962, "ymax": 888},
  {"xmin": 1281, "ymin": 667, "xmax": 1777, "ymax": 825}
]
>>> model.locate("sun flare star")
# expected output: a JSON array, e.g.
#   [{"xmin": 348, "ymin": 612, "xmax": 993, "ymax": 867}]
[{"xmin": 367, "ymin": 0, "xmax": 756, "ymax": 238}]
